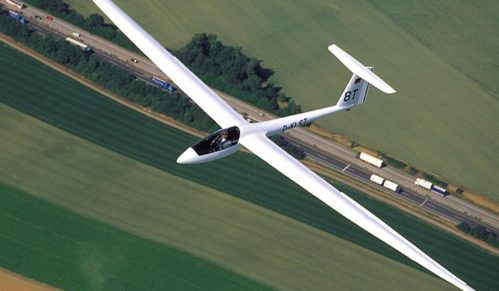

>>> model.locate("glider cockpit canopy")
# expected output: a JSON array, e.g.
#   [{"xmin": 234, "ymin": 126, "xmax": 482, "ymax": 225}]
[{"xmin": 192, "ymin": 126, "xmax": 240, "ymax": 156}]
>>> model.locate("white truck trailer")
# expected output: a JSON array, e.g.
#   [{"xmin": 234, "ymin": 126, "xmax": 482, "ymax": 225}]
[
  {"xmin": 358, "ymin": 152, "xmax": 384, "ymax": 168},
  {"xmin": 65, "ymin": 37, "xmax": 92, "ymax": 53},
  {"xmin": 415, "ymin": 178, "xmax": 433, "ymax": 190},
  {"xmin": 369, "ymin": 174, "xmax": 385, "ymax": 185},
  {"xmin": 383, "ymin": 180, "xmax": 401, "ymax": 193}
]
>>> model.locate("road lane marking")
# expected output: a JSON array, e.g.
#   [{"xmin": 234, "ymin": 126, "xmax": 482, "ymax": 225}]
[
  {"xmin": 419, "ymin": 199, "xmax": 428, "ymax": 207},
  {"xmin": 341, "ymin": 164, "xmax": 351, "ymax": 173}
]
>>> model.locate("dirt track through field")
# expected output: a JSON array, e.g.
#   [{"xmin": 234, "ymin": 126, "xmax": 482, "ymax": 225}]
[{"xmin": 0, "ymin": 268, "xmax": 59, "ymax": 291}]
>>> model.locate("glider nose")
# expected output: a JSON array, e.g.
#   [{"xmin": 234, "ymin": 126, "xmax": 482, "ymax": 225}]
[{"xmin": 177, "ymin": 147, "xmax": 198, "ymax": 164}]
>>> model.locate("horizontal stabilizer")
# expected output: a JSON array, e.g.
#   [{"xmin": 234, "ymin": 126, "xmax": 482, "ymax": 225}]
[{"xmin": 328, "ymin": 44, "xmax": 396, "ymax": 94}]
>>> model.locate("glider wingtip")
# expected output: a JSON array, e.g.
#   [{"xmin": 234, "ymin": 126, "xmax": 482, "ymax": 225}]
[
  {"xmin": 377, "ymin": 83, "xmax": 396, "ymax": 94},
  {"xmin": 327, "ymin": 44, "xmax": 341, "ymax": 55},
  {"xmin": 384, "ymin": 87, "xmax": 397, "ymax": 94}
]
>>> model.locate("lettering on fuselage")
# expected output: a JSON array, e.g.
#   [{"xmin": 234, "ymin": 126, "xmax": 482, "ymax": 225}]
[{"xmin": 282, "ymin": 118, "xmax": 308, "ymax": 132}]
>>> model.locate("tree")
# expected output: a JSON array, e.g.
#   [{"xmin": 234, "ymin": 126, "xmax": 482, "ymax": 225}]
[
  {"xmin": 87, "ymin": 13, "xmax": 105, "ymax": 27},
  {"xmin": 457, "ymin": 222, "xmax": 471, "ymax": 233},
  {"xmin": 176, "ymin": 33, "xmax": 302, "ymax": 116},
  {"xmin": 470, "ymin": 225, "xmax": 489, "ymax": 241}
]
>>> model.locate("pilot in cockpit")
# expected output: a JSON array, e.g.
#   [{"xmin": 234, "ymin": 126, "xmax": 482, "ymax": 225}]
[{"xmin": 210, "ymin": 131, "xmax": 234, "ymax": 151}]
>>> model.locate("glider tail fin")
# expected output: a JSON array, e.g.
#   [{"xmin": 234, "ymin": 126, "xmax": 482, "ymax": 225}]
[{"xmin": 336, "ymin": 71, "xmax": 371, "ymax": 109}]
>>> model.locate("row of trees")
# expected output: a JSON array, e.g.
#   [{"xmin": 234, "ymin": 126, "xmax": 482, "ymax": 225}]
[
  {"xmin": 0, "ymin": 9, "xmax": 306, "ymax": 159},
  {"xmin": 270, "ymin": 136, "xmax": 306, "ymax": 160},
  {"xmin": 177, "ymin": 33, "xmax": 302, "ymax": 117},
  {"xmin": 379, "ymin": 152, "xmax": 407, "ymax": 170},
  {"xmin": 457, "ymin": 222, "xmax": 498, "ymax": 248},
  {"xmin": 24, "ymin": 0, "xmax": 139, "ymax": 52}
]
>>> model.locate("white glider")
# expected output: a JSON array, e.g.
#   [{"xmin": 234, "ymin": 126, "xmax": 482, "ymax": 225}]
[{"xmin": 92, "ymin": 1, "xmax": 473, "ymax": 290}]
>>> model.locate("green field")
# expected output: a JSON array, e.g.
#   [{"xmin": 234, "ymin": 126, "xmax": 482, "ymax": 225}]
[
  {"xmin": 66, "ymin": 0, "xmax": 499, "ymax": 198},
  {"xmin": 0, "ymin": 183, "xmax": 267, "ymax": 291},
  {"xmin": 0, "ymin": 43, "xmax": 498, "ymax": 290}
]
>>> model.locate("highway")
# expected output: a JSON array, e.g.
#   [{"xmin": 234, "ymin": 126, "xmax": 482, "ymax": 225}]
[
  {"xmin": 7, "ymin": 1, "xmax": 498, "ymax": 234},
  {"xmin": 301, "ymin": 142, "xmax": 477, "ymax": 225}
]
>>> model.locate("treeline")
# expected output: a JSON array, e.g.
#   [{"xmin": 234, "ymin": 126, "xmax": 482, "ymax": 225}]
[
  {"xmin": 270, "ymin": 136, "xmax": 306, "ymax": 160},
  {"xmin": 457, "ymin": 222, "xmax": 498, "ymax": 248},
  {"xmin": 23, "ymin": 0, "xmax": 139, "ymax": 52},
  {"xmin": 177, "ymin": 33, "xmax": 302, "ymax": 117},
  {"xmin": 380, "ymin": 152, "xmax": 407, "ymax": 169},
  {"xmin": 0, "ymin": 10, "xmax": 306, "ymax": 159}
]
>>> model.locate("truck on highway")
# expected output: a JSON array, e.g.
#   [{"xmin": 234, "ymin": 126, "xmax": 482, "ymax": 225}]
[
  {"xmin": 65, "ymin": 37, "xmax": 92, "ymax": 53},
  {"xmin": 383, "ymin": 179, "xmax": 401, "ymax": 193},
  {"xmin": 431, "ymin": 185, "xmax": 448, "ymax": 197},
  {"xmin": 150, "ymin": 76, "xmax": 176, "ymax": 92},
  {"xmin": 415, "ymin": 178, "xmax": 432, "ymax": 190},
  {"xmin": 241, "ymin": 112, "xmax": 253, "ymax": 122},
  {"xmin": 369, "ymin": 174, "xmax": 385, "ymax": 185},
  {"xmin": 8, "ymin": 11, "xmax": 27, "ymax": 24},
  {"xmin": 6, "ymin": 0, "xmax": 25, "ymax": 10},
  {"xmin": 415, "ymin": 178, "xmax": 447, "ymax": 197},
  {"xmin": 357, "ymin": 152, "xmax": 384, "ymax": 168}
]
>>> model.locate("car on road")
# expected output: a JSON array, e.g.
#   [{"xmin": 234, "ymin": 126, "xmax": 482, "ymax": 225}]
[{"xmin": 130, "ymin": 58, "xmax": 139, "ymax": 63}]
